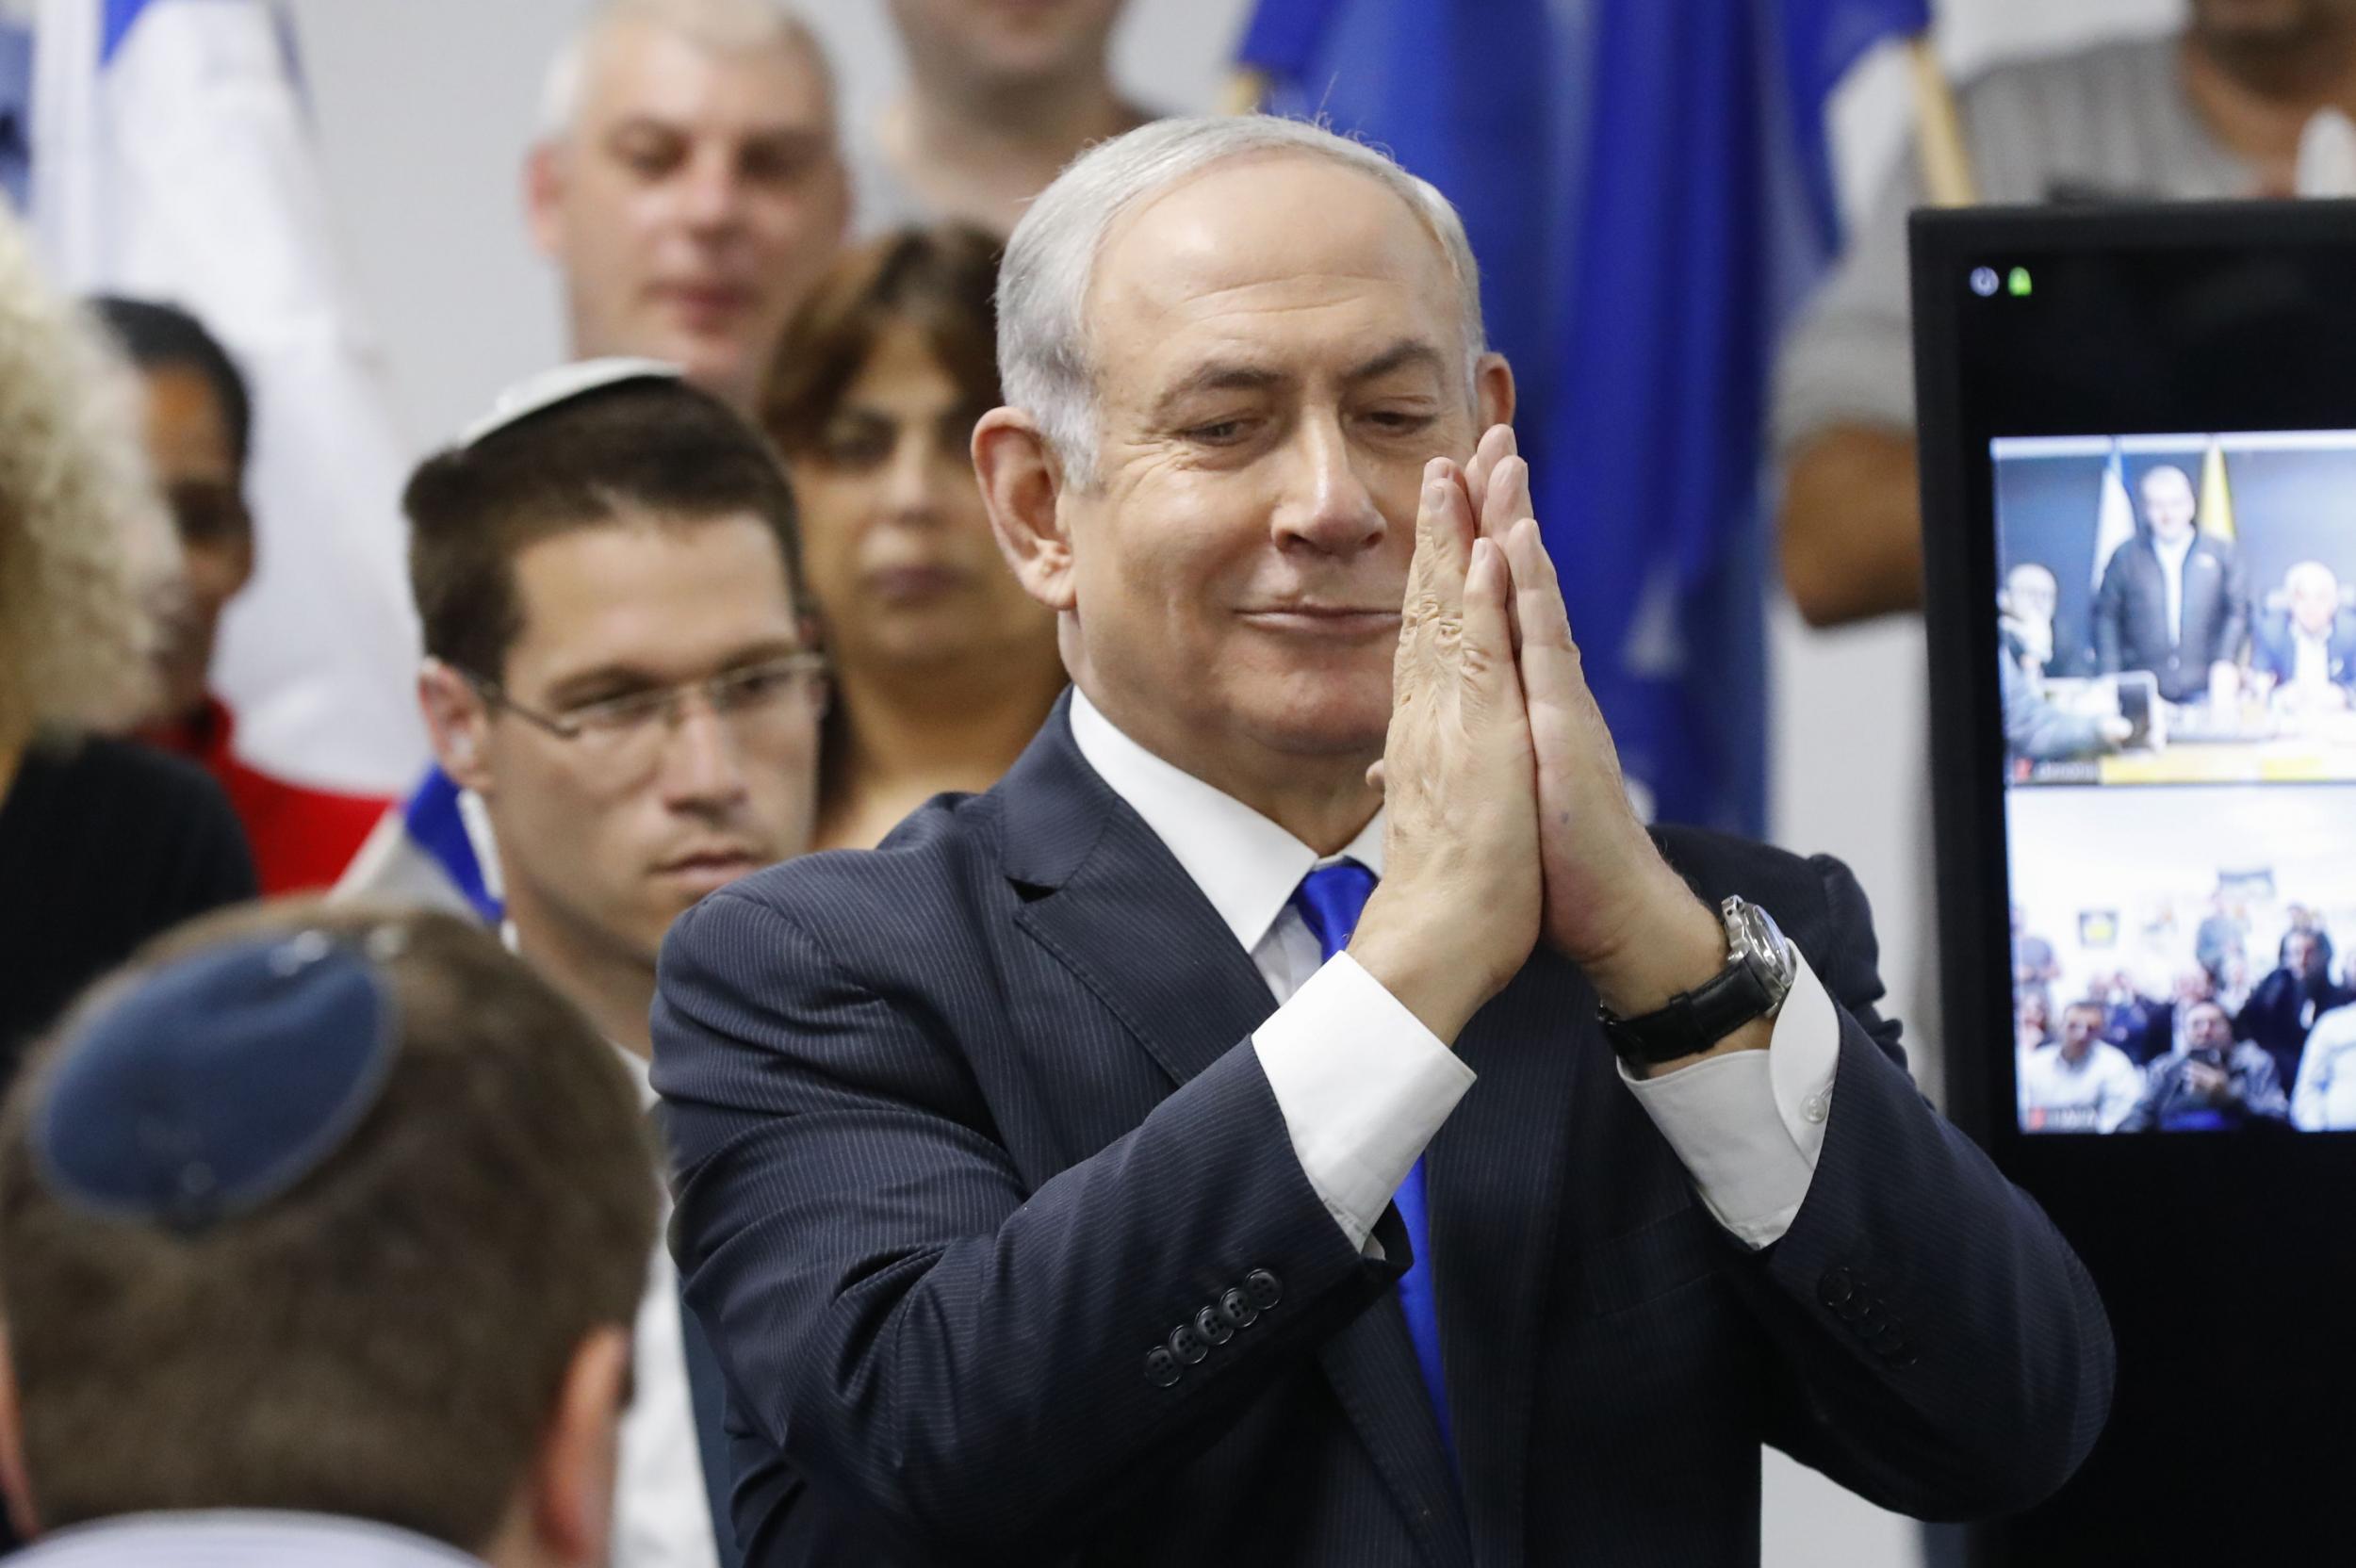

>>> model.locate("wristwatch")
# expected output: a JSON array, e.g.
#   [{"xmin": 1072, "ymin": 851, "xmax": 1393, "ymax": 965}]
[{"xmin": 1597, "ymin": 896, "xmax": 1798, "ymax": 1068}]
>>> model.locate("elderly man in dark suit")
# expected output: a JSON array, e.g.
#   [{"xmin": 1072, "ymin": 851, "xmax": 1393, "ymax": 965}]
[
  {"xmin": 2091, "ymin": 463, "xmax": 2249, "ymax": 705},
  {"xmin": 653, "ymin": 115, "xmax": 2113, "ymax": 1566}
]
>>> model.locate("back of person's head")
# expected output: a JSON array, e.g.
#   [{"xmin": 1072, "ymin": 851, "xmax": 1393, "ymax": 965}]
[
  {"xmin": 761, "ymin": 222, "xmax": 1003, "ymax": 456},
  {"xmin": 0, "ymin": 209, "xmax": 176, "ymax": 745},
  {"xmin": 406, "ymin": 371, "xmax": 810, "ymax": 685},
  {"xmin": 86, "ymin": 297, "xmax": 254, "ymax": 474},
  {"xmin": 0, "ymin": 901, "xmax": 656, "ymax": 1562}
]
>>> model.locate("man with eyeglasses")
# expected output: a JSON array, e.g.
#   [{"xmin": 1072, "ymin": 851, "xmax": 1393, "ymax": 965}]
[
  {"xmin": 93, "ymin": 297, "xmax": 393, "ymax": 893},
  {"xmin": 401, "ymin": 361, "xmax": 826, "ymax": 1568}
]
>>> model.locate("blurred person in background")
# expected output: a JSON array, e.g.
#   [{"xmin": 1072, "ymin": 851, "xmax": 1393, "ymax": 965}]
[
  {"xmin": 90, "ymin": 298, "xmax": 393, "ymax": 894},
  {"xmin": 2000, "ymin": 561, "xmax": 2069, "ymax": 678},
  {"xmin": 1775, "ymin": 0, "xmax": 2356, "ymax": 629},
  {"xmin": 2016, "ymin": 983, "xmax": 2057, "ymax": 1058},
  {"xmin": 2021, "ymin": 999, "xmax": 2144, "ymax": 1133},
  {"xmin": 857, "ymin": 0, "xmax": 1150, "ymax": 237},
  {"xmin": 761, "ymin": 226, "xmax": 1066, "ymax": 851},
  {"xmin": 2292, "ymin": 984, "xmax": 2356, "ymax": 1128},
  {"xmin": 2138, "ymin": 963, "xmax": 2220, "ymax": 1065},
  {"xmin": 0, "ymin": 902, "xmax": 655, "ymax": 1568},
  {"xmin": 406, "ymin": 366, "xmax": 827, "ymax": 1568},
  {"xmin": 2250, "ymin": 560, "xmax": 2356, "ymax": 710},
  {"xmin": 2122, "ymin": 999, "xmax": 2291, "ymax": 1132},
  {"xmin": 2235, "ymin": 924, "xmax": 2348, "ymax": 1091},
  {"xmin": 0, "ymin": 214, "xmax": 252, "ymax": 1088},
  {"xmin": 527, "ymin": 0, "xmax": 850, "ymax": 415}
]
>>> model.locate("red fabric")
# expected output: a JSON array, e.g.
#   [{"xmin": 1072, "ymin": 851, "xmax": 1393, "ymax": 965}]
[{"xmin": 140, "ymin": 698, "xmax": 395, "ymax": 895}]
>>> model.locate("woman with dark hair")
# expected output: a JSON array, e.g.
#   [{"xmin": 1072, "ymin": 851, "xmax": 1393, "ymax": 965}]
[{"xmin": 762, "ymin": 224, "xmax": 1065, "ymax": 850}]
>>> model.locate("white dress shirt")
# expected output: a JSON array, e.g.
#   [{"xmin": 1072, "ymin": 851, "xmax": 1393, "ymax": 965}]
[
  {"xmin": 2292, "ymin": 1000, "xmax": 2356, "ymax": 1131},
  {"xmin": 2154, "ymin": 531, "xmax": 2197, "ymax": 646},
  {"xmin": 1068, "ymin": 690, "xmax": 1841, "ymax": 1252},
  {"xmin": 2292, "ymin": 625, "xmax": 2332, "ymax": 692},
  {"xmin": 11, "ymin": 1511, "xmax": 483, "ymax": 1568},
  {"xmin": 610, "ymin": 1047, "xmax": 723, "ymax": 1568}
]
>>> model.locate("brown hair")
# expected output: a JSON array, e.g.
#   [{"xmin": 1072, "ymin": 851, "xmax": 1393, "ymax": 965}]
[
  {"xmin": 0, "ymin": 900, "xmax": 658, "ymax": 1548},
  {"xmin": 406, "ymin": 376, "xmax": 812, "ymax": 682},
  {"xmin": 760, "ymin": 223, "xmax": 1004, "ymax": 462},
  {"xmin": 761, "ymin": 225, "xmax": 1004, "ymax": 810}
]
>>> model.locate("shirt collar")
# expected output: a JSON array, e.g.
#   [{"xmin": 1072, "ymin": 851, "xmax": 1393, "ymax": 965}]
[
  {"xmin": 1068, "ymin": 687, "xmax": 1384, "ymax": 953},
  {"xmin": 2153, "ymin": 531, "xmax": 2197, "ymax": 563},
  {"xmin": 15, "ymin": 1511, "xmax": 485, "ymax": 1568}
]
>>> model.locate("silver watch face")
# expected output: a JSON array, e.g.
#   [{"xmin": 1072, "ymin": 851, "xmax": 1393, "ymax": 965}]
[{"xmin": 1722, "ymin": 897, "xmax": 1797, "ymax": 999}]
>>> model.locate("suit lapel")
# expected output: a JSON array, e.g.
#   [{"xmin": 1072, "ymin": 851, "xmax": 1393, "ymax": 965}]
[
  {"xmin": 1428, "ymin": 949, "xmax": 1591, "ymax": 1568},
  {"xmin": 998, "ymin": 701, "xmax": 1280, "ymax": 1089}
]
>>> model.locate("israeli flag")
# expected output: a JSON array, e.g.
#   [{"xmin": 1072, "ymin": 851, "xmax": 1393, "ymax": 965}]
[{"xmin": 31, "ymin": 0, "xmax": 427, "ymax": 794}]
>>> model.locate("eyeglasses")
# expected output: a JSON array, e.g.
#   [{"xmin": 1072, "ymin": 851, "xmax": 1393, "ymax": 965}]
[{"xmin": 464, "ymin": 652, "xmax": 828, "ymax": 769}]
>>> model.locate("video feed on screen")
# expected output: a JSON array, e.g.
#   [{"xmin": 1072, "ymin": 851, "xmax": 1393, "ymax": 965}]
[
  {"xmin": 1993, "ymin": 432, "xmax": 2356, "ymax": 786},
  {"xmin": 1995, "ymin": 432, "xmax": 2356, "ymax": 1133},
  {"xmin": 2007, "ymin": 784, "xmax": 2356, "ymax": 1135}
]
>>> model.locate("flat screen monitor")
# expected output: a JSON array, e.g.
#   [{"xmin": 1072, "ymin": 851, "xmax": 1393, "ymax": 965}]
[{"xmin": 1912, "ymin": 201, "xmax": 2356, "ymax": 1561}]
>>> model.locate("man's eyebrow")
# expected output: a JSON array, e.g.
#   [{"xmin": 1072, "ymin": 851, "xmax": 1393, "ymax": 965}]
[
  {"xmin": 1343, "ymin": 339, "xmax": 1449, "ymax": 384},
  {"xmin": 1151, "ymin": 363, "xmax": 1288, "ymax": 418}
]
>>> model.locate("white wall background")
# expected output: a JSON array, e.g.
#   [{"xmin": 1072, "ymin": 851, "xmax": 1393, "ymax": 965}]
[{"xmin": 284, "ymin": 2, "xmax": 2189, "ymax": 1561}]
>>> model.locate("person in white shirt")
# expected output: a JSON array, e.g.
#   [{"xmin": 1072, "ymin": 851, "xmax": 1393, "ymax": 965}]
[
  {"xmin": 651, "ymin": 113, "xmax": 2112, "ymax": 1561},
  {"xmin": 404, "ymin": 367, "xmax": 826, "ymax": 1568},
  {"xmin": 0, "ymin": 903, "xmax": 655, "ymax": 1568},
  {"xmin": 2021, "ymin": 1000, "xmax": 2145, "ymax": 1134},
  {"xmin": 2291, "ymin": 993, "xmax": 2356, "ymax": 1128}
]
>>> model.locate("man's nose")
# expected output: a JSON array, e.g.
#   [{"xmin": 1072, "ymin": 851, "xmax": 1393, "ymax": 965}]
[
  {"xmin": 659, "ymin": 694, "xmax": 751, "ymax": 809},
  {"xmin": 678, "ymin": 148, "xmax": 746, "ymax": 231},
  {"xmin": 1271, "ymin": 411, "xmax": 1385, "ymax": 555}
]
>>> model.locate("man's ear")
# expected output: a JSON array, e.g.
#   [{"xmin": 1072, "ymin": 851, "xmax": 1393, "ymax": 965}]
[
  {"xmin": 1474, "ymin": 351, "xmax": 1516, "ymax": 433},
  {"xmin": 525, "ymin": 1326, "xmax": 630, "ymax": 1568},
  {"xmin": 523, "ymin": 141, "xmax": 567, "ymax": 261},
  {"xmin": 0, "ymin": 1324, "xmax": 41, "ymax": 1543},
  {"xmin": 973, "ymin": 407, "xmax": 1078, "ymax": 614},
  {"xmin": 419, "ymin": 662, "xmax": 496, "ymax": 796}
]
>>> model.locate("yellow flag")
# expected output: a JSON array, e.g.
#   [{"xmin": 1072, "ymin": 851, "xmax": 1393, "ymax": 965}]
[{"xmin": 2201, "ymin": 439, "xmax": 2236, "ymax": 541}]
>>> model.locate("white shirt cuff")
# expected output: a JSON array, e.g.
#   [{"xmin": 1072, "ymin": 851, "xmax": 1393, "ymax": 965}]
[
  {"xmin": 1252, "ymin": 953, "xmax": 1476, "ymax": 1251},
  {"xmin": 1616, "ymin": 953, "xmax": 1841, "ymax": 1250}
]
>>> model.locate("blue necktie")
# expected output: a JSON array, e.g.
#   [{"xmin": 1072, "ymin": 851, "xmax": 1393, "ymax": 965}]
[{"xmin": 1291, "ymin": 861, "xmax": 1455, "ymax": 1462}]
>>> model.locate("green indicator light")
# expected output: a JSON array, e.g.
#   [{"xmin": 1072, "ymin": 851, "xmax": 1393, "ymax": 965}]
[{"xmin": 2007, "ymin": 266, "xmax": 2033, "ymax": 297}]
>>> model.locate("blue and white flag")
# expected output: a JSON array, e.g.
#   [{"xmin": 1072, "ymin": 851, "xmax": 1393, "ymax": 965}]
[
  {"xmin": 1239, "ymin": 0, "xmax": 1931, "ymax": 835},
  {"xmin": 32, "ymin": 0, "xmax": 427, "ymax": 794}
]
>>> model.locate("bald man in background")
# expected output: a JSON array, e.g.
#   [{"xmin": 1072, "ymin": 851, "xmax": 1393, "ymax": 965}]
[{"xmin": 527, "ymin": 0, "xmax": 850, "ymax": 414}]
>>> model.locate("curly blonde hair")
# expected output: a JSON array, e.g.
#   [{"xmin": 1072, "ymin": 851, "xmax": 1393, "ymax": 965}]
[{"xmin": 0, "ymin": 204, "xmax": 178, "ymax": 744}]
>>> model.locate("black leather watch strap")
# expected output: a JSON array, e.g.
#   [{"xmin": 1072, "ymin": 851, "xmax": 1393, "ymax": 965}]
[{"xmin": 1597, "ymin": 958, "xmax": 1774, "ymax": 1067}]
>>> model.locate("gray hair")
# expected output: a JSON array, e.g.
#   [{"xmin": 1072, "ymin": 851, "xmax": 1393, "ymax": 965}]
[
  {"xmin": 997, "ymin": 115, "xmax": 1487, "ymax": 484},
  {"xmin": 536, "ymin": 0, "xmax": 829, "ymax": 141}
]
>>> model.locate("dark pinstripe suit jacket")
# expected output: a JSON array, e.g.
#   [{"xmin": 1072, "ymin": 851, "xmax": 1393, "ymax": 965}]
[{"xmin": 651, "ymin": 699, "xmax": 2113, "ymax": 1566}]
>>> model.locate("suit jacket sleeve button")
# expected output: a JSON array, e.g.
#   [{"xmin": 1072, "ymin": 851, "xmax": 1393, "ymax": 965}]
[
  {"xmin": 1818, "ymin": 1267, "xmax": 1855, "ymax": 1308},
  {"xmin": 1146, "ymin": 1348, "xmax": 1182, "ymax": 1387},
  {"xmin": 1245, "ymin": 1268, "xmax": 1283, "ymax": 1310},
  {"xmin": 1219, "ymin": 1287, "xmax": 1260, "ymax": 1331},
  {"xmin": 1170, "ymin": 1324, "xmax": 1208, "ymax": 1365},
  {"xmin": 1195, "ymin": 1305, "xmax": 1235, "ymax": 1346}
]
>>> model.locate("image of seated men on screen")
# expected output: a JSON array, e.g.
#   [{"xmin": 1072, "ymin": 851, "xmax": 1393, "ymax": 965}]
[{"xmin": 1994, "ymin": 433, "xmax": 2356, "ymax": 784}]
